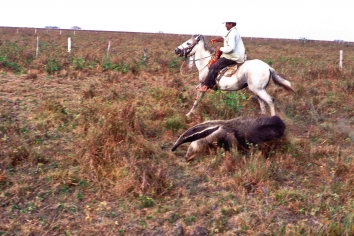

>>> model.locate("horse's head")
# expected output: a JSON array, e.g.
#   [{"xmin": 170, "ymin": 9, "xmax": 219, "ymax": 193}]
[{"xmin": 175, "ymin": 34, "xmax": 202, "ymax": 58}]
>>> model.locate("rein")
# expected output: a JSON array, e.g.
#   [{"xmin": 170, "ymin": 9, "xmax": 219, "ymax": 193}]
[
  {"xmin": 179, "ymin": 55, "xmax": 212, "ymax": 77},
  {"xmin": 189, "ymin": 55, "xmax": 212, "ymax": 62}
]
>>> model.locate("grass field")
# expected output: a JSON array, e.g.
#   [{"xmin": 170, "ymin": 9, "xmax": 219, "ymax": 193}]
[{"xmin": 1, "ymin": 27, "xmax": 354, "ymax": 235}]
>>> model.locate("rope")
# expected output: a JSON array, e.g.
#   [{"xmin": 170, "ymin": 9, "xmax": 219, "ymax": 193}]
[{"xmin": 179, "ymin": 60, "xmax": 199, "ymax": 77}]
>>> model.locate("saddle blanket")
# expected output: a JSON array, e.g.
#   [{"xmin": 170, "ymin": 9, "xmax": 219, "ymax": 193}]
[{"xmin": 218, "ymin": 64, "xmax": 239, "ymax": 78}]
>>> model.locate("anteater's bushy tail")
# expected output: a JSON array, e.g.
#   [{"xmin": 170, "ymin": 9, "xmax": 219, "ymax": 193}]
[{"xmin": 244, "ymin": 116, "xmax": 286, "ymax": 145}]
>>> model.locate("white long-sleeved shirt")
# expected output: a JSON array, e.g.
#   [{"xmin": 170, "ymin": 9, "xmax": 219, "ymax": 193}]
[{"xmin": 220, "ymin": 26, "xmax": 246, "ymax": 63}]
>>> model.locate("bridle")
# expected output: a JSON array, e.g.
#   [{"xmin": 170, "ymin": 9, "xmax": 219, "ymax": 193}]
[
  {"xmin": 178, "ymin": 35, "xmax": 212, "ymax": 60},
  {"xmin": 178, "ymin": 36, "xmax": 200, "ymax": 58},
  {"xmin": 177, "ymin": 35, "xmax": 214, "ymax": 76}
]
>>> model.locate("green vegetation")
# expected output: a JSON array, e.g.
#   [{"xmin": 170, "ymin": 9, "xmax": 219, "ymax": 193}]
[{"xmin": 0, "ymin": 55, "xmax": 21, "ymax": 73}]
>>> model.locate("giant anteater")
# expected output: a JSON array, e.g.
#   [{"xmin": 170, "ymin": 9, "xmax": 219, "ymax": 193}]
[{"xmin": 172, "ymin": 116, "xmax": 286, "ymax": 161}]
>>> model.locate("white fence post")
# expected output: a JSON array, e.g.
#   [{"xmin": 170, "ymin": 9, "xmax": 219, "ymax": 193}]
[
  {"xmin": 107, "ymin": 40, "xmax": 111, "ymax": 58},
  {"xmin": 339, "ymin": 50, "xmax": 343, "ymax": 70},
  {"xmin": 36, "ymin": 36, "xmax": 39, "ymax": 57},
  {"xmin": 68, "ymin": 37, "xmax": 71, "ymax": 53},
  {"xmin": 143, "ymin": 48, "xmax": 148, "ymax": 61}
]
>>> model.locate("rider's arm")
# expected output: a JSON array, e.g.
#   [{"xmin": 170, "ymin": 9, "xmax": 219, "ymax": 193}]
[{"xmin": 211, "ymin": 37, "xmax": 224, "ymax": 44}]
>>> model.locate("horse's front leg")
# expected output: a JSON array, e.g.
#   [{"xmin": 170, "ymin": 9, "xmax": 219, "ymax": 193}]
[{"xmin": 186, "ymin": 89, "xmax": 204, "ymax": 117}]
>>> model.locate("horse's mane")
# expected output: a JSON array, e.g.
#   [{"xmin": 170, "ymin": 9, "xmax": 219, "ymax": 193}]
[{"xmin": 192, "ymin": 34, "xmax": 213, "ymax": 53}]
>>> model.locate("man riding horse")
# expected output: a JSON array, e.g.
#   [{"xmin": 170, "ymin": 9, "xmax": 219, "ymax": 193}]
[{"xmin": 197, "ymin": 21, "xmax": 246, "ymax": 92}]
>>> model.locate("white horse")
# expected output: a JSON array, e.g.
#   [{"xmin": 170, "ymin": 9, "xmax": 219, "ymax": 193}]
[{"xmin": 174, "ymin": 34, "xmax": 294, "ymax": 117}]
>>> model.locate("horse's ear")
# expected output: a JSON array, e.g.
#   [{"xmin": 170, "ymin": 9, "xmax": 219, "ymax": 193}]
[{"xmin": 194, "ymin": 34, "xmax": 201, "ymax": 41}]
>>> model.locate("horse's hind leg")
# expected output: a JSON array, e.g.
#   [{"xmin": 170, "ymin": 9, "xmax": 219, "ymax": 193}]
[
  {"xmin": 256, "ymin": 90, "xmax": 275, "ymax": 116},
  {"xmin": 257, "ymin": 97, "xmax": 267, "ymax": 115}
]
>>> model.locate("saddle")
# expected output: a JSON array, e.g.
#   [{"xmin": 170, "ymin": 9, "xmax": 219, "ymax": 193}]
[{"xmin": 216, "ymin": 62, "xmax": 244, "ymax": 81}]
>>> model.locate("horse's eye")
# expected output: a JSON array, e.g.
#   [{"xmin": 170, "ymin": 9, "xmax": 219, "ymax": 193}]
[{"xmin": 187, "ymin": 43, "xmax": 191, "ymax": 45}]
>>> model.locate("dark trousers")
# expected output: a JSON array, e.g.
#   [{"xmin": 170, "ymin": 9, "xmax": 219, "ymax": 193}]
[{"xmin": 203, "ymin": 58, "xmax": 236, "ymax": 88}]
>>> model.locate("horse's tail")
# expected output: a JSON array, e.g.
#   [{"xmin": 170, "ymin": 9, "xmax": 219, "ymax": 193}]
[{"xmin": 269, "ymin": 68, "xmax": 295, "ymax": 93}]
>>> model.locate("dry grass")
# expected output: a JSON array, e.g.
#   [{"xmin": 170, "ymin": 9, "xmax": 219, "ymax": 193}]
[{"xmin": 0, "ymin": 27, "xmax": 354, "ymax": 235}]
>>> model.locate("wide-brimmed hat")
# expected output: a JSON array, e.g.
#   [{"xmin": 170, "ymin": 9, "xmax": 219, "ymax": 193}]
[{"xmin": 222, "ymin": 21, "xmax": 237, "ymax": 24}]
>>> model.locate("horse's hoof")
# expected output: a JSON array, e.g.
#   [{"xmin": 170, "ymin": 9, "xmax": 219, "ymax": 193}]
[
  {"xmin": 257, "ymin": 112, "xmax": 269, "ymax": 117},
  {"xmin": 185, "ymin": 157, "xmax": 193, "ymax": 162}
]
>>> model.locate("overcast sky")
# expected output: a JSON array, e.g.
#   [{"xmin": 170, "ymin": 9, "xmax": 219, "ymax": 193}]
[{"xmin": 1, "ymin": 0, "xmax": 353, "ymax": 41}]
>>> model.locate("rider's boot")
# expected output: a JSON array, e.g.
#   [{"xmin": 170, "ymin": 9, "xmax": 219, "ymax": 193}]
[{"xmin": 197, "ymin": 85, "xmax": 208, "ymax": 92}]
